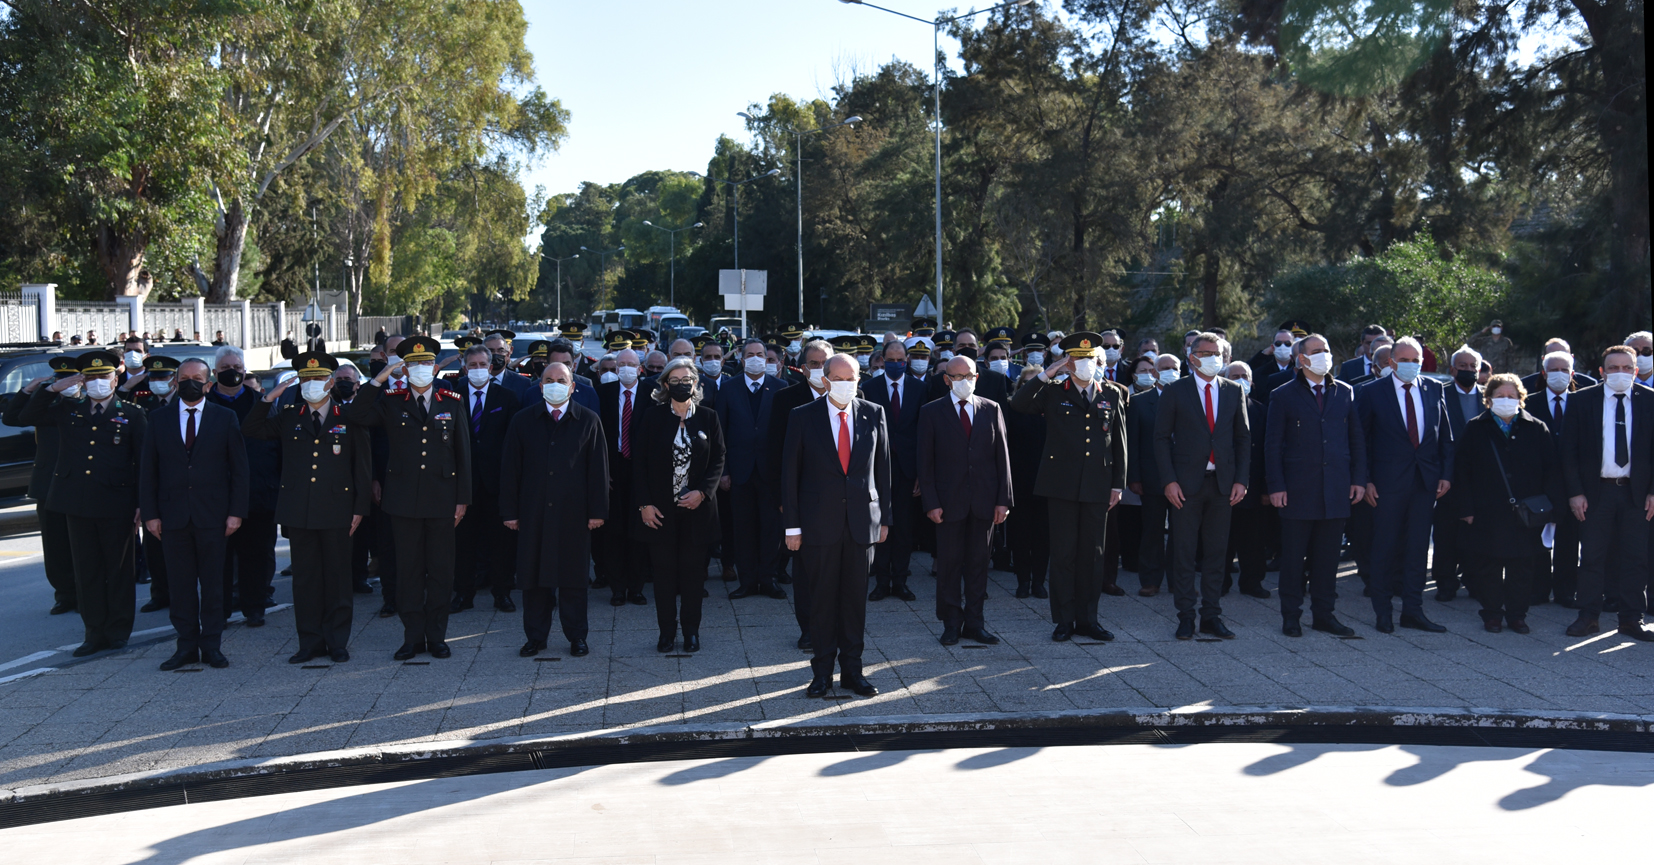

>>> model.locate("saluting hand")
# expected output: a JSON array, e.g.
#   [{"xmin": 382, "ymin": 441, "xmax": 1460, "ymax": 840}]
[
  {"xmin": 48, "ymin": 373, "xmax": 84, "ymax": 394},
  {"xmin": 1043, "ymin": 355, "xmax": 1072, "ymax": 380},
  {"xmin": 264, "ymin": 376, "xmax": 291, "ymax": 403},
  {"xmin": 22, "ymin": 375, "xmax": 51, "ymax": 394}
]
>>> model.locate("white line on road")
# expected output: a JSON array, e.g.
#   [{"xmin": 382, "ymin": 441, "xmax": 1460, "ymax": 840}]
[
  {"xmin": 0, "ymin": 667, "xmax": 55, "ymax": 685},
  {"xmin": 49, "ymin": 604, "xmax": 295, "ymax": 652},
  {"xmin": 0, "ymin": 650, "xmax": 57, "ymax": 673}
]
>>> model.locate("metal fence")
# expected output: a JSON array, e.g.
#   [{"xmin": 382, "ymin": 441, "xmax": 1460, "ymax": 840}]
[
  {"xmin": 56, "ymin": 304, "xmax": 126, "ymax": 343},
  {"xmin": 203, "ymin": 304, "xmax": 241, "ymax": 346},
  {"xmin": 143, "ymin": 303, "xmax": 194, "ymax": 341},
  {"xmin": 247, "ymin": 304, "xmax": 282, "ymax": 348},
  {"xmin": 353, "ymin": 315, "xmax": 417, "ymax": 347},
  {"xmin": 0, "ymin": 292, "xmax": 40, "ymax": 343}
]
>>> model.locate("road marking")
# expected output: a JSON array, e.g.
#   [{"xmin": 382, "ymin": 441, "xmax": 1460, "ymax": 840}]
[
  {"xmin": 0, "ymin": 650, "xmax": 57, "ymax": 673},
  {"xmin": 49, "ymin": 604, "xmax": 294, "ymax": 652},
  {"xmin": 0, "ymin": 550, "xmax": 38, "ymax": 558},
  {"xmin": 0, "ymin": 667, "xmax": 55, "ymax": 685}
]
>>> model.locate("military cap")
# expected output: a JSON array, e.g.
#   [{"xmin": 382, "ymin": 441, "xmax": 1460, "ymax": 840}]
[
  {"xmin": 856, "ymin": 334, "xmax": 878, "ymax": 355},
  {"xmin": 559, "ymin": 320, "xmax": 586, "ymax": 339},
  {"xmin": 780, "ymin": 322, "xmax": 807, "ymax": 340},
  {"xmin": 1276, "ymin": 319, "xmax": 1312, "ymax": 339},
  {"xmin": 293, "ymin": 351, "xmax": 339, "ymax": 379},
  {"xmin": 453, "ymin": 336, "xmax": 483, "ymax": 350},
  {"xmin": 1020, "ymin": 331, "xmax": 1049, "ymax": 349},
  {"xmin": 933, "ymin": 330, "xmax": 957, "ymax": 350},
  {"xmin": 691, "ymin": 334, "xmax": 715, "ymax": 351},
  {"xmin": 984, "ymin": 326, "xmax": 1016, "ymax": 345},
  {"xmin": 1057, "ymin": 331, "xmax": 1104, "ymax": 358},
  {"xmin": 910, "ymin": 317, "xmax": 938, "ymax": 336},
  {"xmin": 525, "ymin": 339, "xmax": 552, "ymax": 359},
  {"xmin": 903, "ymin": 336, "xmax": 934, "ymax": 357},
  {"xmin": 78, "ymin": 350, "xmax": 119, "ymax": 376},
  {"xmin": 49, "ymin": 356, "xmax": 80, "ymax": 377},
  {"xmin": 398, "ymin": 335, "xmax": 441, "ymax": 363},
  {"xmin": 485, "ymin": 329, "xmax": 516, "ymax": 343},
  {"xmin": 628, "ymin": 331, "xmax": 650, "ymax": 349},
  {"xmin": 604, "ymin": 330, "xmax": 634, "ymax": 351},
  {"xmin": 828, "ymin": 335, "xmax": 860, "ymax": 354},
  {"xmin": 143, "ymin": 355, "xmax": 181, "ymax": 375}
]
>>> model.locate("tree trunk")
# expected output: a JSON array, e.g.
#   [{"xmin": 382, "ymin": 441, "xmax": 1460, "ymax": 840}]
[
  {"xmin": 93, "ymin": 223, "xmax": 146, "ymax": 301},
  {"xmin": 208, "ymin": 198, "xmax": 249, "ymax": 302},
  {"xmin": 1577, "ymin": 0, "xmax": 1650, "ymax": 324}
]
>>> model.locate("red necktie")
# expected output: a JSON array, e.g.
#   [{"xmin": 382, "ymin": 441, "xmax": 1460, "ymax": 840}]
[
  {"xmin": 837, "ymin": 411, "xmax": 851, "ymax": 473},
  {"xmin": 1313, "ymin": 383, "xmax": 1324, "ymax": 412},
  {"xmin": 621, "ymin": 389, "xmax": 632, "ymax": 458},
  {"xmin": 551, "ymin": 408, "xmax": 561, "ymax": 422},
  {"xmin": 959, "ymin": 400, "xmax": 972, "ymax": 437},
  {"xmin": 1403, "ymin": 383, "xmax": 1420, "ymax": 448},
  {"xmin": 890, "ymin": 381, "xmax": 900, "ymax": 423},
  {"xmin": 1203, "ymin": 382, "xmax": 1216, "ymax": 466}
]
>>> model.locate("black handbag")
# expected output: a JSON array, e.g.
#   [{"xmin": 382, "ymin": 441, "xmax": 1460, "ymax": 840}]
[{"xmin": 1488, "ymin": 436, "xmax": 1554, "ymax": 529}]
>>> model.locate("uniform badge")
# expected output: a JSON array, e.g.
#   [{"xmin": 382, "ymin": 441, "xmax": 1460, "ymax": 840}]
[
  {"xmin": 333, "ymin": 443, "xmax": 342, "ymax": 455},
  {"xmin": 328, "ymin": 425, "xmax": 347, "ymax": 434},
  {"xmin": 434, "ymin": 412, "xmax": 452, "ymax": 421}
]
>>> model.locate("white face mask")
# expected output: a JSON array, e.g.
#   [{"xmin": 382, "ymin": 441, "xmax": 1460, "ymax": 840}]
[
  {"xmin": 988, "ymin": 359, "xmax": 1009, "ymax": 375},
  {"xmin": 1232, "ymin": 378, "xmax": 1252, "ymax": 396},
  {"xmin": 1026, "ymin": 351, "xmax": 1045, "ymax": 367},
  {"xmin": 1490, "ymin": 397, "xmax": 1519, "ymax": 418},
  {"xmin": 950, "ymin": 377, "xmax": 975, "ymax": 400},
  {"xmin": 1158, "ymin": 369, "xmax": 1179, "ymax": 386},
  {"xmin": 1546, "ymin": 371, "xmax": 1571, "ymax": 393},
  {"xmin": 1196, "ymin": 355, "xmax": 1223, "ymax": 377},
  {"xmin": 764, "ymin": 362, "xmax": 779, "ymax": 377},
  {"xmin": 909, "ymin": 358, "xmax": 929, "ymax": 376},
  {"xmin": 1376, "ymin": 365, "xmax": 1392, "ymax": 378},
  {"xmin": 1071, "ymin": 358, "xmax": 1096, "ymax": 381},
  {"xmin": 1273, "ymin": 343, "xmax": 1292, "ymax": 362},
  {"xmin": 86, "ymin": 378, "xmax": 113, "ymax": 400},
  {"xmin": 1638, "ymin": 355, "xmax": 1653, "ymax": 376},
  {"xmin": 123, "ymin": 350, "xmax": 144, "ymax": 368},
  {"xmin": 616, "ymin": 365, "xmax": 639, "ymax": 386},
  {"xmin": 466, "ymin": 368, "xmax": 492, "ymax": 387},
  {"xmin": 827, "ymin": 379, "xmax": 857, "ymax": 405},
  {"xmin": 385, "ymin": 354, "xmax": 401, "ymax": 369},
  {"xmin": 406, "ymin": 364, "xmax": 435, "ymax": 388},
  {"xmin": 1305, "ymin": 351, "xmax": 1333, "ymax": 376},
  {"xmin": 301, "ymin": 380, "xmax": 330, "ymax": 403},
  {"xmin": 742, "ymin": 355, "xmax": 766, "ymax": 376},
  {"xmin": 542, "ymin": 382, "xmax": 571, "ymax": 405},
  {"xmin": 1394, "ymin": 361, "xmax": 1421, "ymax": 383},
  {"xmin": 787, "ymin": 340, "xmax": 802, "ymax": 354},
  {"xmin": 701, "ymin": 359, "xmax": 722, "ymax": 376},
  {"xmin": 858, "ymin": 355, "xmax": 870, "ymax": 368},
  {"xmin": 149, "ymin": 379, "xmax": 172, "ymax": 396},
  {"xmin": 1103, "ymin": 347, "xmax": 1121, "ymax": 364},
  {"xmin": 1490, "ymin": 327, "xmax": 1502, "ymax": 335},
  {"xmin": 808, "ymin": 368, "xmax": 825, "ymax": 387},
  {"xmin": 1134, "ymin": 373, "xmax": 1156, "ymax": 389},
  {"xmin": 600, "ymin": 371, "xmax": 619, "ymax": 384},
  {"xmin": 1606, "ymin": 372, "xmax": 1634, "ymax": 393},
  {"xmin": 62, "ymin": 383, "xmax": 83, "ymax": 399}
]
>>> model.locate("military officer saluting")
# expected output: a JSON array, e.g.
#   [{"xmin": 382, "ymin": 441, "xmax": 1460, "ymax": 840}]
[
  {"xmin": 20, "ymin": 350, "xmax": 149, "ymax": 656},
  {"xmin": 3, "ymin": 356, "xmax": 83, "ymax": 616},
  {"xmin": 346, "ymin": 335, "xmax": 472, "ymax": 660},
  {"xmin": 1010, "ymin": 332, "xmax": 1127, "ymax": 643},
  {"xmin": 245, "ymin": 352, "xmax": 373, "ymax": 664}
]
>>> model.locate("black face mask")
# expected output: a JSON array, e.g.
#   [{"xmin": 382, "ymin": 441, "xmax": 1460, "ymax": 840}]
[
  {"xmin": 1454, "ymin": 368, "xmax": 1478, "ymax": 388},
  {"xmin": 332, "ymin": 380, "xmax": 357, "ymax": 401},
  {"xmin": 525, "ymin": 361, "xmax": 546, "ymax": 379},
  {"xmin": 490, "ymin": 354, "xmax": 507, "ymax": 372},
  {"xmin": 956, "ymin": 346, "xmax": 977, "ymax": 360},
  {"xmin": 368, "ymin": 359, "xmax": 387, "ymax": 377},
  {"xmin": 216, "ymin": 369, "xmax": 244, "ymax": 387},
  {"xmin": 668, "ymin": 381, "xmax": 695, "ymax": 402},
  {"xmin": 176, "ymin": 378, "xmax": 206, "ymax": 402}
]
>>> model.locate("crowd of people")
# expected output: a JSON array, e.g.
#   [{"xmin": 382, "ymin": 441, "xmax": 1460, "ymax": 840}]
[{"xmin": 15, "ymin": 318, "xmax": 1653, "ymax": 695}]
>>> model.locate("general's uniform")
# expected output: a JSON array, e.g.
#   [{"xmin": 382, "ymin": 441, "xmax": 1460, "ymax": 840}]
[
  {"xmin": 1004, "ymin": 334, "xmax": 1051, "ymax": 598},
  {"xmin": 3, "ymin": 359, "xmax": 77, "ymax": 614}
]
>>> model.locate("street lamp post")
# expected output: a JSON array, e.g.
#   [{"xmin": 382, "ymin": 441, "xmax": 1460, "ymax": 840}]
[
  {"xmin": 579, "ymin": 244, "xmax": 625, "ymax": 310},
  {"xmin": 545, "ymin": 253, "xmax": 579, "ymax": 323},
  {"xmin": 837, "ymin": 0, "xmax": 1032, "ymax": 324},
  {"xmin": 693, "ymin": 168, "xmax": 780, "ymax": 336},
  {"xmin": 641, "ymin": 220, "xmax": 703, "ymax": 308},
  {"xmin": 738, "ymin": 112, "xmax": 862, "ymax": 321}
]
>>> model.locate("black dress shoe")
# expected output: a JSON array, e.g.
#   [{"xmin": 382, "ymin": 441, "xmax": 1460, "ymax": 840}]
[
  {"xmin": 495, "ymin": 596, "xmax": 517, "ymax": 613},
  {"xmin": 962, "ymin": 626, "xmax": 1000, "ymax": 645},
  {"xmin": 702, "ymin": 587, "xmax": 710, "ymax": 597},
  {"xmin": 353, "ymin": 580, "xmax": 374, "ymax": 594},
  {"xmin": 108, "ymin": 639, "xmax": 127, "ymax": 650},
  {"xmin": 281, "ymin": 566, "xmax": 293, "ymax": 576},
  {"xmin": 683, "ymin": 635, "xmax": 700, "ymax": 652},
  {"xmin": 728, "ymin": 587, "xmax": 756, "ymax": 600},
  {"xmin": 159, "ymin": 649, "xmax": 199, "ymax": 671},
  {"xmin": 519, "ymin": 640, "xmax": 545, "ymax": 657},
  {"xmin": 1399, "ymin": 613, "xmax": 1447, "ymax": 633},
  {"xmin": 394, "ymin": 643, "xmax": 423, "ymax": 661},
  {"xmin": 1282, "ymin": 619, "xmax": 1304, "ymax": 638},
  {"xmin": 1375, "ymin": 615, "xmax": 1396, "ymax": 634},
  {"xmin": 867, "ymin": 586, "xmax": 889, "ymax": 601},
  {"xmin": 1240, "ymin": 586, "xmax": 1271, "ymax": 599},
  {"xmin": 429, "ymin": 642, "xmax": 451, "ymax": 658},
  {"xmin": 202, "ymin": 648, "xmax": 229, "ymax": 668},
  {"xmin": 1482, "ymin": 615, "xmax": 1503, "ymax": 633},
  {"xmin": 892, "ymin": 586, "xmax": 917, "ymax": 602},
  {"xmin": 570, "ymin": 640, "xmax": 590, "ymax": 657},
  {"xmin": 453, "ymin": 595, "xmax": 476, "ymax": 613},
  {"xmin": 1564, "ymin": 616, "xmax": 1599, "ymax": 637},
  {"xmin": 1175, "ymin": 619, "xmax": 1196, "ymax": 641},
  {"xmin": 1199, "ymin": 618, "xmax": 1236, "ymax": 639},
  {"xmin": 1506, "ymin": 617, "xmax": 1530, "ymax": 635},
  {"xmin": 841, "ymin": 675, "xmax": 879, "ymax": 696},
  {"xmin": 329, "ymin": 648, "xmax": 350, "ymax": 663},
  {"xmin": 1435, "ymin": 589, "xmax": 1458, "ymax": 602},
  {"xmin": 1076, "ymin": 623, "xmax": 1115, "ymax": 642},
  {"xmin": 244, "ymin": 614, "xmax": 265, "ymax": 628},
  {"xmin": 764, "ymin": 585, "xmax": 789, "ymax": 600},
  {"xmin": 657, "ymin": 634, "xmax": 676, "ymax": 653},
  {"xmin": 1311, "ymin": 616, "xmax": 1355, "ymax": 637},
  {"xmin": 608, "ymin": 594, "xmax": 626, "ymax": 606},
  {"xmin": 796, "ymin": 634, "xmax": 812, "ymax": 651},
  {"xmin": 1617, "ymin": 623, "xmax": 1654, "ymax": 642},
  {"xmin": 1014, "ymin": 581, "xmax": 1031, "ymax": 598},
  {"xmin": 1031, "ymin": 583, "xmax": 1048, "ymax": 599},
  {"xmin": 378, "ymin": 602, "xmax": 397, "ymax": 618},
  {"xmin": 775, "ymin": 571, "xmax": 792, "ymax": 585},
  {"xmin": 806, "ymin": 675, "xmax": 831, "ymax": 698},
  {"xmin": 50, "ymin": 602, "xmax": 77, "ymax": 615},
  {"xmin": 628, "ymin": 590, "xmax": 648, "ymax": 605},
  {"xmin": 940, "ymin": 625, "xmax": 960, "ymax": 646},
  {"xmin": 138, "ymin": 601, "xmax": 164, "ymax": 613},
  {"xmin": 288, "ymin": 647, "xmax": 322, "ymax": 665},
  {"xmin": 1051, "ymin": 623, "xmax": 1073, "ymax": 642},
  {"xmin": 71, "ymin": 642, "xmax": 106, "ymax": 657},
  {"xmin": 1100, "ymin": 583, "xmax": 1125, "ymax": 597}
]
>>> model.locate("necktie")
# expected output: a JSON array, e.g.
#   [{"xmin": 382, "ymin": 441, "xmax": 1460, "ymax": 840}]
[
  {"xmin": 1313, "ymin": 383, "xmax": 1324, "ymax": 412},
  {"xmin": 92, "ymin": 403, "xmax": 103, "ymax": 418},
  {"xmin": 959, "ymin": 400, "xmax": 972, "ymax": 437},
  {"xmin": 1553, "ymin": 395, "xmax": 1563, "ymax": 433},
  {"xmin": 837, "ymin": 410, "xmax": 851, "ymax": 473},
  {"xmin": 311, "ymin": 409, "xmax": 322, "ymax": 437},
  {"xmin": 414, "ymin": 393, "xmax": 427, "ymax": 423},
  {"xmin": 185, "ymin": 408, "xmax": 197, "ymax": 450},
  {"xmin": 1204, "ymin": 382, "xmax": 1216, "ymax": 466},
  {"xmin": 472, "ymin": 390, "xmax": 484, "ymax": 435},
  {"xmin": 621, "ymin": 389, "xmax": 633, "ymax": 459},
  {"xmin": 1614, "ymin": 393, "xmax": 1628, "ymax": 467},
  {"xmin": 1403, "ymin": 383, "xmax": 1420, "ymax": 448},
  {"xmin": 551, "ymin": 408, "xmax": 561, "ymax": 423},
  {"xmin": 890, "ymin": 381, "xmax": 901, "ymax": 422}
]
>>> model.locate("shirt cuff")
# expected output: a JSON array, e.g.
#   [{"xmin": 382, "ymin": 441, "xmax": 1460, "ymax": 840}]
[
  {"xmin": 785, "ymin": 528, "xmax": 801, "ymax": 536},
  {"xmin": 1036, "ymin": 371, "xmax": 1051, "ymax": 383},
  {"xmin": 368, "ymin": 379, "xmax": 384, "ymax": 387}
]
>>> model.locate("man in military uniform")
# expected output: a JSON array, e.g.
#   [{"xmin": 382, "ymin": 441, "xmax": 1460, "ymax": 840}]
[
  {"xmin": 910, "ymin": 317, "xmax": 938, "ymax": 340},
  {"xmin": 1010, "ymin": 333, "xmax": 1126, "ymax": 642},
  {"xmin": 856, "ymin": 335, "xmax": 878, "ymax": 378},
  {"xmin": 20, "ymin": 351, "xmax": 148, "ymax": 656},
  {"xmin": 346, "ymin": 335, "xmax": 472, "ymax": 660},
  {"xmin": 933, "ymin": 330, "xmax": 957, "ymax": 364},
  {"xmin": 246, "ymin": 353, "xmax": 373, "ymax": 663},
  {"xmin": 5, "ymin": 357, "xmax": 81, "ymax": 615},
  {"xmin": 779, "ymin": 322, "xmax": 808, "ymax": 371},
  {"xmin": 1004, "ymin": 332, "xmax": 1051, "ymax": 598}
]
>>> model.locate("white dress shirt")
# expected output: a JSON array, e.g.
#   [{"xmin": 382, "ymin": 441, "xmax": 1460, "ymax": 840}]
[
  {"xmin": 1197, "ymin": 375, "xmax": 1219, "ymax": 470},
  {"xmin": 785, "ymin": 399, "xmax": 858, "ymax": 538},
  {"xmin": 1392, "ymin": 374, "xmax": 1426, "ymax": 434},
  {"xmin": 886, "ymin": 375, "xmax": 906, "ymax": 407},
  {"xmin": 954, "ymin": 396, "xmax": 977, "ymax": 426},
  {"xmin": 1602, "ymin": 389, "xmax": 1632, "ymax": 479},
  {"xmin": 178, "ymin": 398, "xmax": 207, "ymax": 440}
]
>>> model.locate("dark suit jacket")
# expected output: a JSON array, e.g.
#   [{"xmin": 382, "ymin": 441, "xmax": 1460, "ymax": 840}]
[
  {"xmin": 925, "ymin": 365, "xmax": 1013, "ymax": 406},
  {"xmin": 499, "ymin": 402, "xmax": 609, "ymax": 588},
  {"xmin": 630, "ymin": 401, "xmax": 726, "ymax": 535},
  {"xmin": 763, "ymin": 383, "xmax": 827, "ymax": 488},
  {"xmin": 1442, "ymin": 383, "xmax": 1484, "ymax": 442},
  {"xmin": 917, "ymin": 394, "xmax": 1012, "ymax": 521},
  {"xmin": 1525, "ymin": 389, "xmax": 1569, "ymax": 447},
  {"xmin": 1153, "ymin": 375, "xmax": 1251, "ymax": 493},
  {"xmin": 1251, "ymin": 361, "xmax": 1295, "ymax": 404},
  {"xmin": 780, "ymin": 396, "xmax": 892, "ymax": 545},
  {"xmin": 1265, "ymin": 374, "xmax": 1368, "ymax": 520},
  {"xmin": 1453, "ymin": 411, "xmax": 1562, "ymax": 555},
  {"xmin": 1355, "ymin": 376, "xmax": 1454, "ymax": 493},
  {"xmin": 139, "ymin": 399, "xmax": 250, "ymax": 530},
  {"xmin": 595, "ymin": 380, "xmax": 650, "ymax": 495},
  {"xmin": 1125, "ymin": 387, "xmax": 1163, "ymax": 491},
  {"xmin": 1560, "ymin": 383, "xmax": 1654, "ymax": 500},
  {"xmin": 1337, "ymin": 355, "xmax": 1372, "ymax": 384},
  {"xmin": 455, "ymin": 383, "xmax": 520, "ymax": 497},
  {"xmin": 865, "ymin": 373, "xmax": 925, "ymax": 479},
  {"xmin": 205, "ymin": 386, "xmax": 281, "ymax": 513},
  {"xmin": 715, "ymin": 374, "xmax": 787, "ymax": 485}
]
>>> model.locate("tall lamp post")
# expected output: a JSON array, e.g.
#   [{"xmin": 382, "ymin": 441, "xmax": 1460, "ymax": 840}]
[
  {"xmin": 738, "ymin": 112, "xmax": 861, "ymax": 321},
  {"xmin": 692, "ymin": 169, "xmax": 780, "ymax": 336},
  {"xmin": 837, "ymin": 0, "xmax": 1033, "ymax": 324},
  {"xmin": 579, "ymin": 244, "xmax": 625, "ymax": 310},
  {"xmin": 641, "ymin": 220, "xmax": 703, "ymax": 308},
  {"xmin": 545, "ymin": 253, "xmax": 579, "ymax": 324}
]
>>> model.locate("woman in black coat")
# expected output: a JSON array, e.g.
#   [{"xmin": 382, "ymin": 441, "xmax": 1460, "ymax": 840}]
[
  {"xmin": 633, "ymin": 357, "xmax": 726, "ymax": 653},
  {"xmin": 1454, "ymin": 374, "xmax": 1563, "ymax": 634}
]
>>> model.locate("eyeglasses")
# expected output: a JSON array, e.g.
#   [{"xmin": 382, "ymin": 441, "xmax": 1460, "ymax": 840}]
[
  {"xmin": 1637, "ymin": 347, "xmax": 1654, "ymax": 356},
  {"xmin": 1190, "ymin": 349, "xmax": 1221, "ymax": 359},
  {"xmin": 943, "ymin": 372, "xmax": 977, "ymax": 382},
  {"xmin": 1273, "ymin": 341, "xmax": 1293, "ymax": 347}
]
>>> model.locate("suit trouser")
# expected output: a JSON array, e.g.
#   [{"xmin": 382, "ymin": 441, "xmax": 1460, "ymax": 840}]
[
  {"xmin": 803, "ymin": 528, "xmax": 874, "ymax": 679},
  {"xmin": 935, "ymin": 515, "xmax": 994, "ymax": 629},
  {"xmin": 1007, "ymin": 492, "xmax": 1049, "ymax": 587},
  {"xmin": 142, "ymin": 526, "xmax": 169, "ymax": 607},
  {"xmin": 715, "ymin": 486, "xmax": 736, "ymax": 577},
  {"xmin": 163, "ymin": 524, "xmax": 228, "ymax": 653},
  {"xmin": 391, "ymin": 515, "xmax": 456, "ymax": 645},
  {"xmin": 65, "ymin": 515, "xmax": 136, "ymax": 647},
  {"xmin": 523, "ymin": 584, "xmax": 588, "ymax": 644},
  {"xmin": 288, "ymin": 526, "xmax": 354, "ymax": 654},
  {"xmin": 222, "ymin": 509, "xmax": 277, "ymax": 618},
  {"xmin": 871, "ymin": 471, "xmax": 917, "ymax": 588},
  {"xmin": 1169, "ymin": 475, "xmax": 1231, "ymax": 620},
  {"xmin": 729, "ymin": 479, "xmax": 780, "ymax": 591},
  {"xmin": 1046, "ymin": 497, "xmax": 1108, "ymax": 626},
  {"xmin": 1536, "ymin": 513, "xmax": 1581, "ymax": 603},
  {"xmin": 455, "ymin": 495, "xmax": 515, "ymax": 600},
  {"xmin": 1369, "ymin": 478, "xmax": 1435, "ymax": 618},
  {"xmin": 39, "ymin": 505, "xmax": 77, "ymax": 608},
  {"xmin": 1431, "ymin": 504, "xmax": 1475, "ymax": 594},
  {"xmin": 372, "ymin": 503, "xmax": 398, "ymax": 602},
  {"xmin": 1117, "ymin": 504, "xmax": 1142, "ymax": 573},
  {"xmin": 1278, "ymin": 517, "xmax": 1344, "ymax": 620},
  {"xmin": 1477, "ymin": 555, "xmax": 1535, "ymax": 619},
  {"xmin": 350, "ymin": 511, "xmax": 372, "ymax": 582},
  {"xmin": 1136, "ymin": 493, "xmax": 1169, "ymax": 589},
  {"xmin": 1100, "ymin": 507, "xmax": 1123, "ymax": 586},
  {"xmin": 603, "ymin": 475, "xmax": 648, "ymax": 596},
  {"xmin": 1347, "ymin": 500, "xmax": 1375, "ymax": 588},
  {"xmin": 1576, "ymin": 481, "xmax": 1651, "ymax": 623},
  {"xmin": 1225, "ymin": 505, "xmax": 1268, "ymax": 590},
  {"xmin": 651, "ymin": 518, "xmax": 708, "ymax": 637}
]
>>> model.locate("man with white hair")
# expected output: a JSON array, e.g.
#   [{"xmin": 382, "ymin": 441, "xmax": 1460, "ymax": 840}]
[
  {"xmin": 206, "ymin": 344, "xmax": 282, "ymax": 628},
  {"xmin": 1627, "ymin": 330, "xmax": 1654, "ymax": 388}
]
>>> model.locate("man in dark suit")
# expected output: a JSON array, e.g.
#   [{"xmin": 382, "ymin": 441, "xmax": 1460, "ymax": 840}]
[
  {"xmin": 1434, "ymin": 345, "xmax": 1486, "ymax": 600},
  {"xmin": 1004, "ymin": 332, "xmax": 1051, "ymax": 599},
  {"xmin": 546, "ymin": 341, "xmax": 599, "ymax": 414},
  {"xmin": 1337, "ymin": 324, "xmax": 1388, "ymax": 383},
  {"xmin": 1526, "ymin": 349, "xmax": 1582, "ymax": 607},
  {"xmin": 5, "ymin": 358, "xmax": 80, "ymax": 616},
  {"xmin": 1155, "ymin": 332, "xmax": 1251, "ymax": 640},
  {"xmin": 484, "ymin": 331, "xmax": 536, "ymax": 400},
  {"xmin": 1559, "ymin": 346, "xmax": 1654, "ymax": 640},
  {"xmin": 593, "ymin": 348, "xmax": 652, "ymax": 606},
  {"xmin": 451, "ymin": 343, "xmax": 521, "ymax": 612},
  {"xmin": 717, "ymin": 338, "xmax": 789, "ymax": 600},
  {"xmin": 782, "ymin": 354, "xmax": 892, "ymax": 698},
  {"xmin": 918, "ymin": 357, "xmax": 1013, "ymax": 645},
  {"xmin": 925, "ymin": 330, "xmax": 1014, "ymax": 405},
  {"xmin": 1265, "ymin": 335, "xmax": 1367, "ymax": 637},
  {"xmin": 864, "ymin": 337, "xmax": 923, "ymax": 601},
  {"xmin": 204, "ymin": 345, "xmax": 279, "ymax": 628},
  {"xmin": 1250, "ymin": 325, "xmax": 1299, "ymax": 395},
  {"xmin": 1010, "ymin": 333, "xmax": 1127, "ymax": 642},
  {"xmin": 1126, "ymin": 355, "xmax": 1173, "ymax": 595},
  {"xmin": 1521, "ymin": 338, "xmax": 1597, "ymax": 395},
  {"xmin": 21, "ymin": 351, "xmax": 148, "ymax": 657},
  {"xmin": 140, "ymin": 358, "xmax": 250, "ymax": 671},
  {"xmin": 1222, "ymin": 362, "xmax": 1271, "ymax": 598},
  {"xmin": 765, "ymin": 339, "xmax": 837, "ymax": 648},
  {"xmin": 1357, "ymin": 337, "xmax": 1454, "ymax": 633}
]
